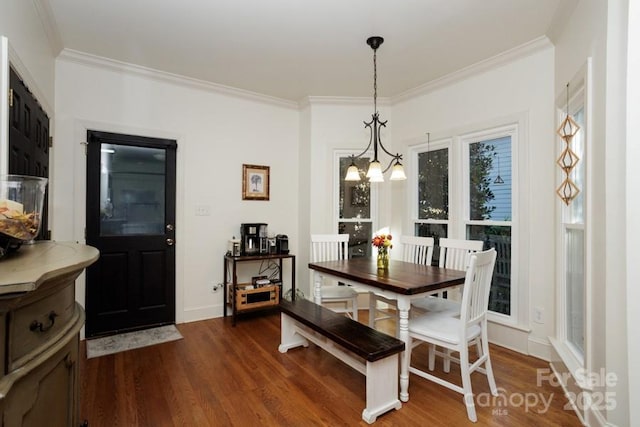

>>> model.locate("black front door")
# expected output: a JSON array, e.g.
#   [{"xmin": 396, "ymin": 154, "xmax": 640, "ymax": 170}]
[{"xmin": 85, "ymin": 131, "xmax": 177, "ymax": 337}]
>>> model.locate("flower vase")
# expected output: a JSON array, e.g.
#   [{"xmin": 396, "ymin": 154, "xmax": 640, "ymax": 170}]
[{"xmin": 377, "ymin": 249, "xmax": 389, "ymax": 270}]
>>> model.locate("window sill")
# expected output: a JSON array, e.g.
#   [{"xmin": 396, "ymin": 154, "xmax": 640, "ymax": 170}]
[{"xmin": 549, "ymin": 337, "xmax": 591, "ymax": 391}]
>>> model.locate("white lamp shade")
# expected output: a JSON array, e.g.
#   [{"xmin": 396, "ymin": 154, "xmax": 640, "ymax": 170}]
[
  {"xmin": 389, "ymin": 163, "xmax": 407, "ymax": 180},
  {"xmin": 366, "ymin": 160, "xmax": 383, "ymax": 181},
  {"xmin": 345, "ymin": 164, "xmax": 361, "ymax": 181}
]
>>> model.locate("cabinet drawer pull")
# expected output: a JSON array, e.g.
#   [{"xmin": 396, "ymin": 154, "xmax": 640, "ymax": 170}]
[{"xmin": 29, "ymin": 311, "xmax": 58, "ymax": 333}]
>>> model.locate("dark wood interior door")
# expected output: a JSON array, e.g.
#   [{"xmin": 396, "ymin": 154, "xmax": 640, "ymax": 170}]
[
  {"xmin": 8, "ymin": 67, "xmax": 50, "ymax": 239},
  {"xmin": 85, "ymin": 131, "xmax": 177, "ymax": 337}
]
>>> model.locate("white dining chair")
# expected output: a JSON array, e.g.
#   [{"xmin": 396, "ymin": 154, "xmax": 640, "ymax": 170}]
[
  {"xmin": 369, "ymin": 236, "xmax": 434, "ymax": 333},
  {"xmin": 410, "ymin": 238, "xmax": 484, "ymax": 316},
  {"xmin": 407, "ymin": 248, "xmax": 498, "ymax": 422},
  {"xmin": 310, "ymin": 234, "xmax": 359, "ymax": 320}
]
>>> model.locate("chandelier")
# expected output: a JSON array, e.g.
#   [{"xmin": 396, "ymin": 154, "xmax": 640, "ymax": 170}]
[{"xmin": 345, "ymin": 36, "xmax": 406, "ymax": 182}]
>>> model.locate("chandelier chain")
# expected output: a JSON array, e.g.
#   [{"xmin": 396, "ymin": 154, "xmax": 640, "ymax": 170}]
[{"xmin": 373, "ymin": 48, "xmax": 378, "ymax": 114}]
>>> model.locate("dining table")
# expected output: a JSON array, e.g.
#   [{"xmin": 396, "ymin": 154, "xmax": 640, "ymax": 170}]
[{"xmin": 308, "ymin": 257, "xmax": 467, "ymax": 402}]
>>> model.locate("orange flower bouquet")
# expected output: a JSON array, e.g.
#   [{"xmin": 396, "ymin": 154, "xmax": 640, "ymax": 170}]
[{"xmin": 372, "ymin": 233, "xmax": 392, "ymax": 270}]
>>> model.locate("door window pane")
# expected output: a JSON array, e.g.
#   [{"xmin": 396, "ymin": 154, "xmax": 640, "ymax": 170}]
[
  {"xmin": 467, "ymin": 225, "xmax": 511, "ymax": 315},
  {"xmin": 469, "ymin": 137, "xmax": 512, "ymax": 221},
  {"xmin": 418, "ymin": 148, "xmax": 448, "ymax": 219},
  {"xmin": 100, "ymin": 144, "xmax": 166, "ymax": 236}
]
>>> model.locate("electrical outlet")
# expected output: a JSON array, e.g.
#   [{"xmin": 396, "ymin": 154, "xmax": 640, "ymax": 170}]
[{"xmin": 533, "ymin": 307, "xmax": 544, "ymax": 324}]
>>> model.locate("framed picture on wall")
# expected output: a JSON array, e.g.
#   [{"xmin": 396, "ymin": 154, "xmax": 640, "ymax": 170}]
[{"xmin": 242, "ymin": 164, "xmax": 270, "ymax": 200}]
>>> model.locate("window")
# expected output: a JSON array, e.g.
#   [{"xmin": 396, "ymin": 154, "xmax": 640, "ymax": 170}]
[
  {"xmin": 415, "ymin": 140, "xmax": 450, "ymax": 265},
  {"xmin": 337, "ymin": 154, "xmax": 374, "ymax": 258},
  {"xmin": 561, "ymin": 103, "xmax": 586, "ymax": 361},
  {"xmin": 463, "ymin": 133, "xmax": 513, "ymax": 316},
  {"xmin": 413, "ymin": 125, "xmax": 516, "ymax": 318}
]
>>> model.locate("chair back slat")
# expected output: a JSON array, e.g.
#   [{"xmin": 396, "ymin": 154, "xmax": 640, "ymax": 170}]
[
  {"xmin": 311, "ymin": 234, "xmax": 349, "ymax": 262},
  {"xmin": 400, "ymin": 236, "xmax": 434, "ymax": 265},
  {"xmin": 438, "ymin": 238, "xmax": 484, "ymax": 270},
  {"xmin": 460, "ymin": 249, "xmax": 497, "ymax": 326}
]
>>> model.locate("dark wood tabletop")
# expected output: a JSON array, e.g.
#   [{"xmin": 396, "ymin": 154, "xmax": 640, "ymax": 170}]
[{"xmin": 308, "ymin": 257, "xmax": 466, "ymax": 295}]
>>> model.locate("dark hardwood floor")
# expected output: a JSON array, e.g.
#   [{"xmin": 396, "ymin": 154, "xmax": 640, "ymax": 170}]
[{"xmin": 80, "ymin": 310, "xmax": 582, "ymax": 426}]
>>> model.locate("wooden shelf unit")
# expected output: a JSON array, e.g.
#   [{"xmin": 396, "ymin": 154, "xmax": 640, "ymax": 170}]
[{"xmin": 223, "ymin": 253, "xmax": 295, "ymax": 326}]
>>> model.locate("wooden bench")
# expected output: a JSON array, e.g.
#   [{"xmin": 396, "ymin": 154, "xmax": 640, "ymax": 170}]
[{"xmin": 278, "ymin": 298, "xmax": 405, "ymax": 424}]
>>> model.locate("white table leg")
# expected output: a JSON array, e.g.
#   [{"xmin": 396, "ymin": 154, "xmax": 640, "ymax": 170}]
[
  {"xmin": 397, "ymin": 296, "xmax": 410, "ymax": 402},
  {"xmin": 313, "ymin": 271, "xmax": 323, "ymax": 305}
]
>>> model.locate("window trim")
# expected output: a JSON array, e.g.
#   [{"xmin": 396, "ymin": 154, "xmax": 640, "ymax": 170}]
[
  {"xmin": 460, "ymin": 124, "xmax": 518, "ymax": 322},
  {"xmin": 409, "ymin": 119, "xmax": 525, "ymax": 326},
  {"xmin": 409, "ymin": 137, "xmax": 453, "ymax": 227},
  {"xmin": 554, "ymin": 60, "xmax": 592, "ymax": 375}
]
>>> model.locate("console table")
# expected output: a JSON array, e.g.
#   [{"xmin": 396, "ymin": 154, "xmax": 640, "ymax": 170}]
[
  {"xmin": 0, "ymin": 241, "xmax": 99, "ymax": 426},
  {"xmin": 223, "ymin": 253, "xmax": 295, "ymax": 326}
]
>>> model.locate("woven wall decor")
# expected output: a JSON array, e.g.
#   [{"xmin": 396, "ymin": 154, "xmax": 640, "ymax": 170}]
[{"xmin": 556, "ymin": 84, "xmax": 580, "ymax": 205}]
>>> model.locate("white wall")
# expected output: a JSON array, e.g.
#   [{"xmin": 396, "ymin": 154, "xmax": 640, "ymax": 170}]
[
  {"xmin": 0, "ymin": 0, "xmax": 55, "ymax": 113},
  {"xmin": 54, "ymin": 54, "xmax": 300, "ymax": 323},
  {"xmin": 390, "ymin": 45, "xmax": 555, "ymax": 358}
]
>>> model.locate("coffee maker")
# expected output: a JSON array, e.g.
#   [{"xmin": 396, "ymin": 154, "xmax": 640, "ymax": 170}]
[{"xmin": 240, "ymin": 223, "xmax": 268, "ymax": 255}]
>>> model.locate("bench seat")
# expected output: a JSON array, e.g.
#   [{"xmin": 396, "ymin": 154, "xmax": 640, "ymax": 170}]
[{"xmin": 278, "ymin": 298, "xmax": 404, "ymax": 423}]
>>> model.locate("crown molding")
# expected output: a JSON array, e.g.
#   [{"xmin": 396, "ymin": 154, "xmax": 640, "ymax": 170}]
[
  {"xmin": 57, "ymin": 49, "xmax": 299, "ymax": 110},
  {"xmin": 299, "ymin": 96, "xmax": 391, "ymax": 108},
  {"xmin": 391, "ymin": 36, "xmax": 554, "ymax": 104},
  {"xmin": 33, "ymin": 0, "xmax": 63, "ymax": 55}
]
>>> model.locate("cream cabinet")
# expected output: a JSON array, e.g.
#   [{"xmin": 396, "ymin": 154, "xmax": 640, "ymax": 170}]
[{"xmin": 0, "ymin": 241, "xmax": 99, "ymax": 427}]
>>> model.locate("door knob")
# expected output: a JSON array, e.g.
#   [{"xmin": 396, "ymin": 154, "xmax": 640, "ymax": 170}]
[{"xmin": 166, "ymin": 238, "xmax": 174, "ymax": 246}]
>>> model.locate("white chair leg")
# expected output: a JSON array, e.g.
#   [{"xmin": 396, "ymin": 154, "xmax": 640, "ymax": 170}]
[
  {"xmin": 459, "ymin": 346, "xmax": 477, "ymax": 422},
  {"xmin": 443, "ymin": 348, "xmax": 452, "ymax": 373},
  {"xmin": 428, "ymin": 344, "xmax": 436, "ymax": 371},
  {"xmin": 482, "ymin": 329, "xmax": 498, "ymax": 395},
  {"xmin": 368, "ymin": 294, "xmax": 376, "ymax": 328},
  {"xmin": 352, "ymin": 296, "xmax": 359, "ymax": 321}
]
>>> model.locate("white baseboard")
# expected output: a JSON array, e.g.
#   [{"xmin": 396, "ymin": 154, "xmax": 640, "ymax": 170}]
[
  {"xmin": 528, "ymin": 336, "xmax": 552, "ymax": 361},
  {"xmin": 487, "ymin": 320, "xmax": 530, "ymax": 354},
  {"xmin": 181, "ymin": 304, "xmax": 224, "ymax": 323}
]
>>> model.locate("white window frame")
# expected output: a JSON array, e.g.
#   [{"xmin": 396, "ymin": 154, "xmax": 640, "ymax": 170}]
[
  {"xmin": 409, "ymin": 137, "xmax": 453, "ymax": 232},
  {"xmin": 460, "ymin": 125, "xmax": 518, "ymax": 322},
  {"xmin": 554, "ymin": 60, "xmax": 592, "ymax": 377},
  {"xmin": 334, "ymin": 149, "xmax": 379, "ymax": 240},
  {"xmin": 409, "ymin": 121, "xmax": 521, "ymax": 325}
]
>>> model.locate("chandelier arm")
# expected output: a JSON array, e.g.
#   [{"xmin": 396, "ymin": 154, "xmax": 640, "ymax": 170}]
[
  {"xmin": 381, "ymin": 158, "xmax": 397, "ymax": 174},
  {"xmin": 351, "ymin": 120, "xmax": 375, "ymax": 160},
  {"xmin": 375, "ymin": 120, "xmax": 402, "ymax": 161}
]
